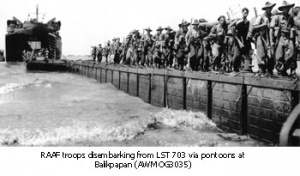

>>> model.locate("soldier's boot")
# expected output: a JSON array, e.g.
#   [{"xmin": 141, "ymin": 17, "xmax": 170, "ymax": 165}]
[
  {"xmin": 264, "ymin": 66, "xmax": 271, "ymax": 77},
  {"xmin": 227, "ymin": 61, "xmax": 232, "ymax": 73},
  {"xmin": 279, "ymin": 61, "xmax": 289, "ymax": 76},
  {"xmin": 280, "ymin": 70, "xmax": 288, "ymax": 76},
  {"xmin": 161, "ymin": 58, "xmax": 165, "ymax": 69},
  {"xmin": 198, "ymin": 61, "xmax": 204, "ymax": 72},
  {"xmin": 186, "ymin": 56, "xmax": 192, "ymax": 71},
  {"xmin": 173, "ymin": 58, "xmax": 178, "ymax": 69},
  {"xmin": 161, "ymin": 59, "xmax": 165, "ymax": 69},
  {"xmin": 266, "ymin": 66, "xmax": 273, "ymax": 77},
  {"xmin": 290, "ymin": 69, "xmax": 297, "ymax": 77},
  {"xmin": 179, "ymin": 59, "xmax": 184, "ymax": 71},
  {"xmin": 180, "ymin": 65, "xmax": 184, "ymax": 71},
  {"xmin": 199, "ymin": 67, "xmax": 204, "ymax": 72},
  {"xmin": 258, "ymin": 64, "xmax": 265, "ymax": 74}
]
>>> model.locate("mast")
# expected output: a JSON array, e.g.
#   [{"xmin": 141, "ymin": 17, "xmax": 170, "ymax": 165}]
[{"xmin": 36, "ymin": 4, "xmax": 39, "ymax": 21}]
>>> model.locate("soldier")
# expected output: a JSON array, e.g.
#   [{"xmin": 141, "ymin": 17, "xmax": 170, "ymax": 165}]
[
  {"xmin": 140, "ymin": 27, "xmax": 154, "ymax": 67},
  {"xmin": 91, "ymin": 46, "xmax": 97, "ymax": 61},
  {"xmin": 97, "ymin": 44, "xmax": 103, "ymax": 63},
  {"xmin": 126, "ymin": 42, "xmax": 134, "ymax": 65},
  {"xmin": 119, "ymin": 42, "xmax": 126, "ymax": 65},
  {"xmin": 110, "ymin": 38, "xmax": 116, "ymax": 63},
  {"xmin": 124, "ymin": 32, "xmax": 133, "ymax": 65},
  {"xmin": 270, "ymin": 1, "xmax": 295, "ymax": 76},
  {"xmin": 102, "ymin": 44, "xmax": 107, "ymax": 64},
  {"xmin": 251, "ymin": 2, "xmax": 276, "ymax": 75},
  {"xmin": 228, "ymin": 7, "xmax": 251, "ymax": 72},
  {"xmin": 152, "ymin": 26, "xmax": 165, "ymax": 68},
  {"xmin": 44, "ymin": 48, "xmax": 49, "ymax": 62},
  {"xmin": 173, "ymin": 23, "xmax": 182, "ymax": 69},
  {"xmin": 293, "ymin": 6, "xmax": 300, "ymax": 73},
  {"xmin": 164, "ymin": 26, "xmax": 175, "ymax": 68},
  {"xmin": 175, "ymin": 21, "xmax": 190, "ymax": 70},
  {"xmin": 26, "ymin": 50, "xmax": 32, "ymax": 61},
  {"xmin": 31, "ymin": 50, "xmax": 37, "ymax": 61},
  {"xmin": 22, "ymin": 49, "xmax": 27, "ymax": 61},
  {"xmin": 198, "ymin": 18, "xmax": 212, "ymax": 71},
  {"xmin": 185, "ymin": 19, "xmax": 204, "ymax": 71},
  {"xmin": 271, "ymin": 8, "xmax": 281, "ymax": 48},
  {"xmin": 131, "ymin": 29, "xmax": 141, "ymax": 66},
  {"xmin": 113, "ymin": 38, "xmax": 122, "ymax": 64},
  {"xmin": 105, "ymin": 41, "xmax": 110, "ymax": 63},
  {"xmin": 208, "ymin": 15, "xmax": 228, "ymax": 71}
]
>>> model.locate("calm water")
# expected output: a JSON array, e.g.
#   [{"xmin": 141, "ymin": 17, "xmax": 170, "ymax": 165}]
[{"xmin": 0, "ymin": 61, "xmax": 265, "ymax": 146}]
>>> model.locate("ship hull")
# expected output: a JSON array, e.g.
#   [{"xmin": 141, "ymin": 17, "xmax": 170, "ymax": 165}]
[{"xmin": 26, "ymin": 60, "xmax": 67, "ymax": 71}]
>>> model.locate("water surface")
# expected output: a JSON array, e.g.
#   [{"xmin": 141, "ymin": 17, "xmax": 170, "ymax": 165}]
[{"xmin": 0, "ymin": 62, "xmax": 265, "ymax": 146}]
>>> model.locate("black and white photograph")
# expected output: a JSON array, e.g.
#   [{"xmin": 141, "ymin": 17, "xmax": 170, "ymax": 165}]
[{"xmin": 0, "ymin": 0, "xmax": 299, "ymax": 175}]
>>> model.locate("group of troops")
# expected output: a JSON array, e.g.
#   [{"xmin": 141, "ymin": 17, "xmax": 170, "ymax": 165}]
[
  {"xmin": 22, "ymin": 48, "xmax": 49, "ymax": 62},
  {"xmin": 91, "ymin": 1, "xmax": 300, "ymax": 77}
]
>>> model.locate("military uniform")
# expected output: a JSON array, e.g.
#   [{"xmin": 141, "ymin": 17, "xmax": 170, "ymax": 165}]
[
  {"xmin": 140, "ymin": 27, "xmax": 154, "ymax": 67},
  {"xmin": 270, "ymin": 1, "xmax": 295, "ymax": 75},
  {"xmin": 293, "ymin": 7, "xmax": 300, "ymax": 75},
  {"xmin": 229, "ymin": 16, "xmax": 251, "ymax": 72},
  {"xmin": 126, "ymin": 44, "xmax": 134, "ymax": 65},
  {"xmin": 97, "ymin": 45, "xmax": 103, "ymax": 63},
  {"xmin": 91, "ymin": 46, "xmax": 97, "ymax": 61},
  {"xmin": 109, "ymin": 39, "xmax": 116, "ymax": 63},
  {"xmin": 130, "ymin": 30, "xmax": 141, "ymax": 66},
  {"xmin": 122, "ymin": 33, "xmax": 132, "ymax": 65},
  {"xmin": 119, "ymin": 43, "xmax": 126, "ymax": 64},
  {"xmin": 295, "ymin": 9, "xmax": 300, "ymax": 45},
  {"xmin": 102, "ymin": 47, "xmax": 107, "ymax": 63},
  {"xmin": 185, "ymin": 20, "xmax": 203, "ymax": 71},
  {"xmin": 253, "ymin": 2, "xmax": 276, "ymax": 74},
  {"xmin": 209, "ymin": 16, "xmax": 227, "ymax": 71},
  {"xmin": 175, "ymin": 21, "xmax": 189, "ymax": 70},
  {"xmin": 44, "ymin": 48, "xmax": 49, "ymax": 62},
  {"xmin": 163, "ymin": 26, "xmax": 175, "ymax": 68},
  {"xmin": 199, "ymin": 18, "xmax": 212, "ymax": 71},
  {"xmin": 105, "ymin": 41, "xmax": 110, "ymax": 63},
  {"xmin": 152, "ymin": 26, "xmax": 165, "ymax": 68},
  {"xmin": 113, "ymin": 38, "xmax": 122, "ymax": 64}
]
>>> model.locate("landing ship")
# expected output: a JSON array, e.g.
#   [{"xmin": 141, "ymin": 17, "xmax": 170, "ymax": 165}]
[{"xmin": 5, "ymin": 5, "xmax": 62, "ymax": 62}]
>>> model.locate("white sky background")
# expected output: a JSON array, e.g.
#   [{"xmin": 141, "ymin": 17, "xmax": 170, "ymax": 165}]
[{"xmin": 0, "ymin": 0, "xmax": 295, "ymax": 56}]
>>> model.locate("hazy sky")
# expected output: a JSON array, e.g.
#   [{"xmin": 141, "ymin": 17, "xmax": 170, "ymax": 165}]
[{"xmin": 0, "ymin": 0, "xmax": 296, "ymax": 55}]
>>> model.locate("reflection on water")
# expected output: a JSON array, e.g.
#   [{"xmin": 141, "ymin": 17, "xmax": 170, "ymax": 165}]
[{"xmin": 0, "ymin": 62, "xmax": 265, "ymax": 146}]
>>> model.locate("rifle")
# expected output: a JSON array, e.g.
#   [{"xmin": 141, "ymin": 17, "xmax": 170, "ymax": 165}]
[
  {"xmin": 258, "ymin": 6, "xmax": 273, "ymax": 59},
  {"xmin": 186, "ymin": 19, "xmax": 193, "ymax": 47},
  {"xmin": 187, "ymin": 18, "xmax": 193, "ymax": 44},
  {"xmin": 265, "ymin": 25, "xmax": 272, "ymax": 58},
  {"xmin": 227, "ymin": 11, "xmax": 244, "ymax": 48},
  {"xmin": 229, "ymin": 7, "xmax": 235, "ymax": 18},
  {"xmin": 227, "ymin": 12, "xmax": 231, "ymax": 22}
]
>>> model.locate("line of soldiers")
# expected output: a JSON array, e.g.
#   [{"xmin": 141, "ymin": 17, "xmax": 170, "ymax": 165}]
[{"xmin": 92, "ymin": 1, "xmax": 300, "ymax": 77}]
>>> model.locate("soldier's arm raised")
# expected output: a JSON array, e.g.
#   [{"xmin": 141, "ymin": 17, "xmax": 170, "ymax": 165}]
[
  {"xmin": 252, "ymin": 16, "xmax": 268, "ymax": 30},
  {"xmin": 228, "ymin": 18, "xmax": 240, "ymax": 28}
]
